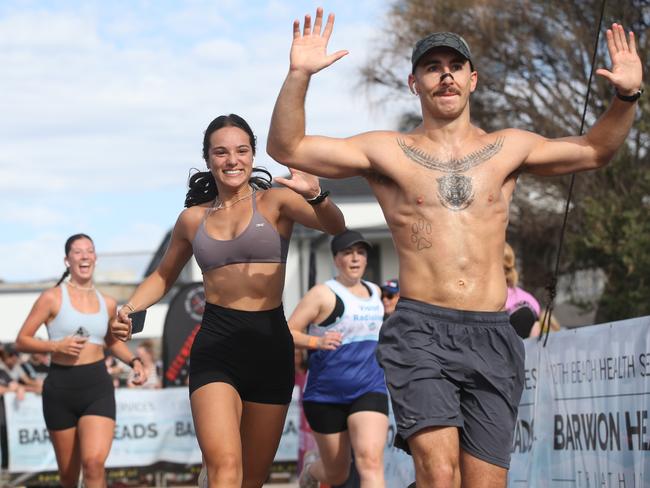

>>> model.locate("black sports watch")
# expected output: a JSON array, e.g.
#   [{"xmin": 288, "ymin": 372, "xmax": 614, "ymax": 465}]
[
  {"xmin": 616, "ymin": 89, "xmax": 643, "ymax": 102},
  {"xmin": 306, "ymin": 190, "xmax": 330, "ymax": 205}
]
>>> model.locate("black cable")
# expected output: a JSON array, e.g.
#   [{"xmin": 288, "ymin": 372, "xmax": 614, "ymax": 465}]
[{"xmin": 541, "ymin": 0, "xmax": 608, "ymax": 347}]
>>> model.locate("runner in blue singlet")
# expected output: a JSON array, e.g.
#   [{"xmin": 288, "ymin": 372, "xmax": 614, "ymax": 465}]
[{"xmin": 289, "ymin": 229, "xmax": 388, "ymax": 488}]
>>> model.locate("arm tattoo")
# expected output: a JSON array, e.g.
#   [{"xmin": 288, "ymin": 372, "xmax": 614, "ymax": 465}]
[{"xmin": 398, "ymin": 136, "xmax": 505, "ymax": 211}]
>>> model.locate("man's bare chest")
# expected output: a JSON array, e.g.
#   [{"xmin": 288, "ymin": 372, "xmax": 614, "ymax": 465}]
[{"xmin": 393, "ymin": 136, "xmax": 511, "ymax": 212}]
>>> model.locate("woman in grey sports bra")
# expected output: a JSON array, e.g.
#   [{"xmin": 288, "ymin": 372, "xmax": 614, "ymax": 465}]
[
  {"xmin": 15, "ymin": 234, "xmax": 147, "ymax": 488},
  {"xmin": 111, "ymin": 114, "xmax": 345, "ymax": 488}
]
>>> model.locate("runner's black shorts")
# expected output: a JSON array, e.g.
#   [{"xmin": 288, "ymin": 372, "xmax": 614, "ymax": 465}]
[
  {"xmin": 376, "ymin": 298, "xmax": 525, "ymax": 469},
  {"xmin": 303, "ymin": 391, "xmax": 389, "ymax": 434},
  {"xmin": 189, "ymin": 302, "xmax": 295, "ymax": 404},
  {"xmin": 42, "ymin": 360, "xmax": 116, "ymax": 430}
]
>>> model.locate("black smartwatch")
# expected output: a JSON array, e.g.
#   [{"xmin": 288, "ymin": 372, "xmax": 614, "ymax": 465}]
[
  {"xmin": 616, "ymin": 89, "xmax": 643, "ymax": 102},
  {"xmin": 306, "ymin": 190, "xmax": 330, "ymax": 205}
]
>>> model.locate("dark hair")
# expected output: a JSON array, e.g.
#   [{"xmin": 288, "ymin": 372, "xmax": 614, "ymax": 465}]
[
  {"xmin": 55, "ymin": 233, "xmax": 93, "ymax": 286},
  {"xmin": 185, "ymin": 114, "xmax": 272, "ymax": 207},
  {"xmin": 202, "ymin": 114, "xmax": 256, "ymax": 161}
]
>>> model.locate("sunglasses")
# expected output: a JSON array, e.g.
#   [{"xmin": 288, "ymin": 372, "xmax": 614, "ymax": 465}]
[{"xmin": 382, "ymin": 293, "xmax": 396, "ymax": 299}]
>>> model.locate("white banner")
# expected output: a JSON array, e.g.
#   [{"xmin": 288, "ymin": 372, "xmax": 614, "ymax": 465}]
[
  {"xmin": 509, "ymin": 316, "xmax": 650, "ymax": 487},
  {"xmin": 4, "ymin": 386, "xmax": 299, "ymax": 473}
]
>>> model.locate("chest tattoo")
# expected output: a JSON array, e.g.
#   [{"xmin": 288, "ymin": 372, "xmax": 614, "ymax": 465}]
[{"xmin": 397, "ymin": 136, "xmax": 504, "ymax": 211}]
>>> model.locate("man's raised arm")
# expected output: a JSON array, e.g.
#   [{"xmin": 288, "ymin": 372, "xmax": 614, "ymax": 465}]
[
  {"xmin": 267, "ymin": 8, "xmax": 372, "ymax": 178},
  {"xmin": 523, "ymin": 23, "xmax": 643, "ymax": 176}
]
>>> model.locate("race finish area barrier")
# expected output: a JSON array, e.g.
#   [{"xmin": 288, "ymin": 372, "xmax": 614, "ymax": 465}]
[
  {"xmin": 2, "ymin": 387, "xmax": 300, "ymax": 486},
  {"xmin": 508, "ymin": 315, "xmax": 650, "ymax": 487}
]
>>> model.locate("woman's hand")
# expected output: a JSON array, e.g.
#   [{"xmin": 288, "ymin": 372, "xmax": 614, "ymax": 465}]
[
  {"xmin": 54, "ymin": 335, "xmax": 88, "ymax": 356},
  {"xmin": 111, "ymin": 305, "xmax": 133, "ymax": 341},
  {"xmin": 317, "ymin": 331, "xmax": 343, "ymax": 351},
  {"xmin": 129, "ymin": 360, "xmax": 148, "ymax": 386},
  {"xmin": 275, "ymin": 168, "xmax": 321, "ymax": 199}
]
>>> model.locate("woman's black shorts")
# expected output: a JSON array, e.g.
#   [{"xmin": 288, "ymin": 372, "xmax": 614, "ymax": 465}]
[
  {"xmin": 303, "ymin": 392, "xmax": 389, "ymax": 434},
  {"xmin": 189, "ymin": 302, "xmax": 295, "ymax": 404},
  {"xmin": 42, "ymin": 360, "xmax": 116, "ymax": 431}
]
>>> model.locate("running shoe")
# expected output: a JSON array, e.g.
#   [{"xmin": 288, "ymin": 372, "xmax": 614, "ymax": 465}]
[
  {"xmin": 197, "ymin": 464, "xmax": 207, "ymax": 488},
  {"xmin": 298, "ymin": 451, "xmax": 320, "ymax": 488}
]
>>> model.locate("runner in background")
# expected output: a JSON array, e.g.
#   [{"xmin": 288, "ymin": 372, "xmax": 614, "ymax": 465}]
[
  {"xmin": 289, "ymin": 230, "xmax": 388, "ymax": 488},
  {"xmin": 15, "ymin": 234, "xmax": 146, "ymax": 488},
  {"xmin": 380, "ymin": 279, "xmax": 400, "ymax": 320}
]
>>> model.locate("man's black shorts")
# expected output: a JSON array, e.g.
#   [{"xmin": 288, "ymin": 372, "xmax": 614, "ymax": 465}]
[{"xmin": 376, "ymin": 298, "xmax": 525, "ymax": 468}]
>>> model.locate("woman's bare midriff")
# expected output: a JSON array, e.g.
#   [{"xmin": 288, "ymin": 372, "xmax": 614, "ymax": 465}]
[{"xmin": 202, "ymin": 262, "xmax": 287, "ymax": 310}]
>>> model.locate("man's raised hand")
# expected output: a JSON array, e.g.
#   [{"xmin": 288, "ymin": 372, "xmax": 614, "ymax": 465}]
[
  {"xmin": 596, "ymin": 23, "xmax": 643, "ymax": 96},
  {"xmin": 290, "ymin": 7, "xmax": 348, "ymax": 76}
]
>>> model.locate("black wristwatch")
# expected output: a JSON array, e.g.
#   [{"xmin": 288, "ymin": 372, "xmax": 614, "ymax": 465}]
[
  {"xmin": 129, "ymin": 356, "xmax": 143, "ymax": 368},
  {"xmin": 616, "ymin": 89, "xmax": 643, "ymax": 102},
  {"xmin": 306, "ymin": 190, "xmax": 330, "ymax": 205}
]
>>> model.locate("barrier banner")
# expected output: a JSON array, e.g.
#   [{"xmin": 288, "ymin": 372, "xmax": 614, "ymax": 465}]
[
  {"xmin": 162, "ymin": 282, "xmax": 205, "ymax": 387},
  {"xmin": 4, "ymin": 386, "xmax": 299, "ymax": 480},
  {"xmin": 509, "ymin": 316, "xmax": 650, "ymax": 487}
]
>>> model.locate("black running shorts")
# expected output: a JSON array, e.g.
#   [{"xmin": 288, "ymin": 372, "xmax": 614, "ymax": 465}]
[
  {"xmin": 376, "ymin": 298, "xmax": 525, "ymax": 468},
  {"xmin": 42, "ymin": 360, "xmax": 116, "ymax": 431},
  {"xmin": 303, "ymin": 391, "xmax": 389, "ymax": 434},
  {"xmin": 189, "ymin": 302, "xmax": 294, "ymax": 404}
]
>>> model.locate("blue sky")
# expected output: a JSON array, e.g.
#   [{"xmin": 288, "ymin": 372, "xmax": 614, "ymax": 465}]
[{"xmin": 0, "ymin": 0, "xmax": 413, "ymax": 283}]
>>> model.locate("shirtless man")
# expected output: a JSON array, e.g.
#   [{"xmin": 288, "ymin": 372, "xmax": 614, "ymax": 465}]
[{"xmin": 267, "ymin": 8, "xmax": 642, "ymax": 488}]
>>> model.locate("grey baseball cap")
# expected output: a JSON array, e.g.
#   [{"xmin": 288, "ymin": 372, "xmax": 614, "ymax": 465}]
[{"xmin": 411, "ymin": 32, "xmax": 473, "ymax": 72}]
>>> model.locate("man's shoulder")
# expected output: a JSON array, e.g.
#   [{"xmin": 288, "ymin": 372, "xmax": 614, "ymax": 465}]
[
  {"xmin": 492, "ymin": 127, "xmax": 539, "ymax": 142},
  {"xmin": 348, "ymin": 129, "xmax": 401, "ymax": 145}
]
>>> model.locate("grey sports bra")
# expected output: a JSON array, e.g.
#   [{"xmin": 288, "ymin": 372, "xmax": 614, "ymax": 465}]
[{"xmin": 192, "ymin": 193, "xmax": 290, "ymax": 273}]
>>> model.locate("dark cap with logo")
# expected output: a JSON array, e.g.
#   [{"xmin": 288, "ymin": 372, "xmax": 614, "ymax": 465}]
[
  {"xmin": 380, "ymin": 279, "xmax": 400, "ymax": 295},
  {"xmin": 411, "ymin": 32, "xmax": 473, "ymax": 72},
  {"xmin": 331, "ymin": 230, "xmax": 372, "ymax": 255}
]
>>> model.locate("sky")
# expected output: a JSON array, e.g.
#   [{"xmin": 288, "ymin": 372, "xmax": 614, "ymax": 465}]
[{"xmin": 0, "ymin": 0, "xmax": 412, "ymax": 283}]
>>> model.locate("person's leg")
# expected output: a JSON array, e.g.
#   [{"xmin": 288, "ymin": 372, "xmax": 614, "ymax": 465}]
[
  {"xmin": 301, "ymin": 401, "xmax": 352, "ymax": 486},
  {"xmin": 48, "ymin": 428, "xmax": 81, "ymax": 488},
  {"xmin": 240, "ymin": 401, "xmax": 290, "ymax": 488},
  {"xmin": 191, "ymin": 383, "xmax": 243, "ymax": 488},
  {"xmin": 310, "ymin": 430, "xmax": 353, "ymax": 486},
  {"xmin": 408, "ymin": 426, "xmax": 461, "ymax": 488},
  {"xmin": 459, "ymin": 450, "xmax": 506, "ymax": 488},
  {"xmin": 347, "ymin": 410, "xmax": 388, "ymax": 488},
  {"xmin": 76, "ymin": 415, "xmax": 115, "ymax": 488}
]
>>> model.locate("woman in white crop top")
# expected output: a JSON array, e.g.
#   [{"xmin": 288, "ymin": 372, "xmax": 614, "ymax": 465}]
[
  {"xmin": 110, "ymin": 114, "xmax": 346, "ymax": 488},
  {"xmin": 15, "ymin": 234, "xmax": 146, "ymax": 488}
]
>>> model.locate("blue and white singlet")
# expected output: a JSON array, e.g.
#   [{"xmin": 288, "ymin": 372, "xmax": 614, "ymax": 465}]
[{"xmin": 303, "ymin": 279, "xmax": 386, "ymax": 403}]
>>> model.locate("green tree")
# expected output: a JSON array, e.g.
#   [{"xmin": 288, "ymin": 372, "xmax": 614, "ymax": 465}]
[{"xmin": 360, "ymin": 0, "xmax": 650, "ymax": 322}]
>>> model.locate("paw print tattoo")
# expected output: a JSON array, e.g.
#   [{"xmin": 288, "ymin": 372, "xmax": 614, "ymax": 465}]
[{"xmin": 411, "ymin": 219, "xmax": 433, "ymax": 251}]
